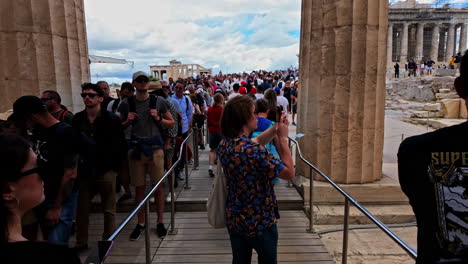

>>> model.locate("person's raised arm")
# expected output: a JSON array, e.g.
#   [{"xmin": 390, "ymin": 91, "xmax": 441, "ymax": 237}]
[{"xmin": 276, "ymin": 114, "xmax": 294, "ymax": 180}]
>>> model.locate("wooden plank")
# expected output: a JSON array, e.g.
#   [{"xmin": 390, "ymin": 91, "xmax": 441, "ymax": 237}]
[
  {"xmin": 157, "ymin": 245, "xmax": 330, "ymax": 255},
  {"xmin": 160, "ymin": 239, "xmax": 325, "ymax": 247},
  {"xmin": 153, "ymin": 253, "xmax": 333, "ymax": 263}
]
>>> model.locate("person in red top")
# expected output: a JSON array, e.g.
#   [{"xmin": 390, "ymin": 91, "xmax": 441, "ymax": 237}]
[{"xmin": 207, "ymin": 93, "xmax": 224, "ymax": 177}]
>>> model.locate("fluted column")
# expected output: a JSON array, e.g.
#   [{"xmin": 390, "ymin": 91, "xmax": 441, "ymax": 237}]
[
  {"xmin": 297, "ymin": 0, "xmax": 387, "ymax": 183},
  {"xmin": 400, "ymin": 22, "xmax": 409, "ymax": 63},
  {"xmin": 387, "ymin": 23, "xmax": 393, "ymax": 66},
  {"xmin": 0, "ymin": 0, "xmax": 90, "ymax": 113},
  {"xmin": 430, "ymin": 23, "xmax": 440, "ymax": 62},
  {"xmin": 460, "ymin": 24, "xmax": 467, "ymax": 53},
  {"xmin": 445, "ymin": 23, "xmax": 455, "ymax": 62},
  {"xmin": 415, "ymin": 23, "xmax": 424, "ymax": 61}
]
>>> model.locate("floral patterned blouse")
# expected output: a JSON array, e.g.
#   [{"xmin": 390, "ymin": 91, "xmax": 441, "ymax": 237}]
[{"xmin": 218, "ymin": 136, "xmax": 285, "ymax": 237}]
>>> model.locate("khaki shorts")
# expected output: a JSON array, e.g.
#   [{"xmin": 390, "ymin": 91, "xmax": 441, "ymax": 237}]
[{"xmin": 129, "ymin": 148, "xmax": 164, "ymax": 187}]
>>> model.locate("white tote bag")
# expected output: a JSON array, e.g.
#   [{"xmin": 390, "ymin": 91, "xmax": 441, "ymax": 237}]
[{"xmin": 207, "ymin": 158, "xmax": 227, "ymax": 228}]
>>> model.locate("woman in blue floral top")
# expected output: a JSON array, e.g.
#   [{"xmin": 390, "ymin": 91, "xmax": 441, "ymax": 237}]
[{"xmin": 218, "ymin": 95, "xmax": 295, "ymax": 264}]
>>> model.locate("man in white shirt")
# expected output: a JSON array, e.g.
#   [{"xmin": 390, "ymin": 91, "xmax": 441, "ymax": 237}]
[{"xmin": 275, "ymin": 87, "xmax": 289, "ymax": 114}]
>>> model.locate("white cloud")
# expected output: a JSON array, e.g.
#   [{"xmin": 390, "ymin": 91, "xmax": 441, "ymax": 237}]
[{"xmin": 84, "ymin": 0, "xmax": 301, "ymax": 84}]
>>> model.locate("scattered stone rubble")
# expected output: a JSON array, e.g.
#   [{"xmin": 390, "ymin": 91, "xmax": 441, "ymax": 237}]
[{"xmin": 386, "ymin": 75, "xmax": 467, "ymax": 120}]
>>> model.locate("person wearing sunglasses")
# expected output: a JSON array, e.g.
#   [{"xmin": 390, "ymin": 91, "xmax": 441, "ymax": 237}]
[
  {"xmin": 0, "ymin": 134, "xmax": 81, "ymax": 263},
  {"xmin": 72, "ymin": 83, "xmax": 125, "ymax": 251},
  {"xmin": 8, "ymin": 96, "xmax": 80, "ymax": 247},
  {"xmin": 40, "ymin": 90, "xmax": 74, "ymax": 124},
  {"xmin": 118, "ymin": 71, "xmax": 175, "ymax": 240}
]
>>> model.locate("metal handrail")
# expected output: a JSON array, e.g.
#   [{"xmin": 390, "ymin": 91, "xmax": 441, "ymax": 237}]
[
  {"xmin": 93, "ymin": 132, "xmax": 194, "ymax": 264},
  {"xmin": 288, "ymin": 136, "xmax": 417, "ymax": 263}
]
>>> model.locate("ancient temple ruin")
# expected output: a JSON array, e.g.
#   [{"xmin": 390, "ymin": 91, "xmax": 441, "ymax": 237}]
[
  {"xmin": 149, "ymin": 60, "xmax": 212, "ymax": 80},
  {"xmin": 388, "ymin": 0, "xmax": 468, "ymax": 66}
]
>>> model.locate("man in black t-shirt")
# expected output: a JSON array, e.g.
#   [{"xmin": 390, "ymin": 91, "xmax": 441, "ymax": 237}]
[
  {"xmin": 9, "ymin": 96, "xmax": 79, "ymax": 246},
  {"xmin": 398, "ymin": 50, "xmax": 468, "ymax": 264}
]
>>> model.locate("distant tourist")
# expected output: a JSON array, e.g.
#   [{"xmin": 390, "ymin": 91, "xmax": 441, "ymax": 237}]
[
  {"xmin": 427, "ymin": 59, "xmax": 435, "ymax": 75},
  {"xmin": 398, "ymin": 50, "xmax": 468, "ymax": 264},
  {"xmin": 97, "ymin": 81, "xmax": 115, "ymax": 109},
  {"xmin": 394, "ymin": 63, "xmax": 400, "ymax": 78}
]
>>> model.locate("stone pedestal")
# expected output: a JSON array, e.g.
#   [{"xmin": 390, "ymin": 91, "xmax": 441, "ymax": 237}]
[
  {"xmin": 0, "ymin": 0, "xmax": 90, "ymax": 113},
  {"xmin": 400, "ymin": 22, "xmax": 409, "ymax": 63},
  {"xmin": 431, "ymin": 24, "xmax": 440, "ymax": 62},
  {"xmin": 446, "ymin": 24, "xmax": 455, "ymax": 62},
  {"xmin": 297, "ymin": 0, "xmax": 387, "ymax": 183}
]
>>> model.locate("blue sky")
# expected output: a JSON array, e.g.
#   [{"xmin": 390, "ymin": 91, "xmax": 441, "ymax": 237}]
[{"xmin": 84, "ymin": 0, "xmax": 301, "ymax": 84}]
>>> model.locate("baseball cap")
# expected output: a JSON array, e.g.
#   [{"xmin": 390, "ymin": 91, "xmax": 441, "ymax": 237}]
[
  {"xmin": 239, "ymin": 86, "xmax": 247, "ymax": 95},
  {"xmin": 132, "ymin": 71, "xmax": 149, "ymax": 82},
  {"xmin": 274, "ymin": 87, "xmax": 281, "ymax": 94},
  {"xmin": 9, "ymin": 95, "xmax": 47, "ymax": 120}
]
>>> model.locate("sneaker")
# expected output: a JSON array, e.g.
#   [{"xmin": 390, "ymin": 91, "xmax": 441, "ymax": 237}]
[
  {"xmin": 118, "ymin": 192, "xmax": 132, "ymax": 203},
  {"xmin": 166, "ymin": 193, "xmax": 172, "ymax": 203},
  {"xmin": 208, "ymin": 169, "xmax": 215, "ymax": 178},
  {"xmin": 200, "ymin": 144, "xmax": 205, "ymax": 150},
  {"xmin": 177, "ymin": 171, "xmax": 185, "ymax": 180},
  {"xmin": 129, "ymin": 224, "xmax": 145, "ymax": 241},
  {"xmin": 156, "ymin": 223, "xmax": 167, "ymax": 238},
  {"xmin": 292, "ymin": 122, "xmax": 297, "ymax": 126}
]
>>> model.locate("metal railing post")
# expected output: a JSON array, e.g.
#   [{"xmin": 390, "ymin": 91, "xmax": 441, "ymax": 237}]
[
  {"xmin": 184, "ymin": 134, "xmax": 191, "ymax": 189},
  {"xmin": 342, "ymin": 198, "xmax": 350, "ymax": 264},
  {"xmin": 144, "ymin": 201, "xmax": 151, "ymax": 264},
  {"xmin": 307, "ymin": 166, "xmax": 314, "ymax": 233},
  {"xmin": 287, "ymin": 138, "xmax": 293, "ymax": 188},
  {"xmin": 169, "ymin": 168, "xmax": 177, "ymax": 235},
  {"xmin": 193, "ymin": 128, "xmax": 199, "ymax": 170}
]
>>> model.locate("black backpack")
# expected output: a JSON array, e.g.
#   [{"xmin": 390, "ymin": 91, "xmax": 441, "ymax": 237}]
[{"xmin": 111, "ymin": 98, "xmax": 121, "ymax": 113}]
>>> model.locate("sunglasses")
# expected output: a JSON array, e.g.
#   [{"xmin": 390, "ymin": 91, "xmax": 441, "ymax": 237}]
[
  {"xmin": 135, "ymin": 78, "xmax": 149, "ymax": 83},
  {"xmin": 18, "ymin": 167, "xmax": 41, "ymax": 178},
  {"xmin": 162, "ymin": 86, "xmax": 170, "ymax": 89},
  {"xmin": 41, "ymin": 97, "xmax": 53, "ymax": 102},
  {"xmin": 80, "ymin": 93, "xmax": 98, "ymax": 98}
]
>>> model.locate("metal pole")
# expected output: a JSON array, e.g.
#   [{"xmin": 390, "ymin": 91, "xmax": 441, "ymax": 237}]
[
  {"xmin": 401, "ymin": 134, "xmax": 404, "ymax": 142},
  {"xmin": 144, "ymin": 201, "xmax": 151, "ymax": 264},
  {"xmin": 287, "ymin": 138, "xmax": 292, "ymax": 188},
  {"xmin": 193, "ymin": 128, "xmax": 199, "ymax": 170},
  {"xmin": 307, "ymin": 166, "xmax": 314, "ymax": 233},
  {"xmin": 195, "ymin": 128, "xmax": 199, "ymax": 169},
  {"xmin": 184, "ymin": 136, "xmax": 191, "ymax": 189},
  {"xmin": 342, "ymin": 198, "xmax": 350, "ymax": 264},
  {"xmin": 169, "ymin": 168, "xmax": 177, "ymax": 235}
]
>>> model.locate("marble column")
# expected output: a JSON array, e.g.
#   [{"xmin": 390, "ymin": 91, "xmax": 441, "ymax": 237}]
[
  {"xmin": 0, "ymin": 0, "xmax": 90, "ymax": 113},
  {"xmin": 446, "ymin": 23, "xmax": 455, "ymax": 62},
  {"xmin": 430, "ymin": 23, "xmax": 440, "ymax": 62},
  {"xmin": 415, "ymin": 23, "xmax": 424, "ymax": 62},
  {"xmin": 460, "ymin": 24, "xmax": 467, "ymax": 53},
  {"xmin": 387, "ymin": 23, "xmax": 393, "ymax": 66},
  {"xmin": 297, "ymin": 0, "xmax": 387, "ymax": 183},
  {"xmin": 400, "ymin": 22, "xmax": 409, "ymax": 63}
]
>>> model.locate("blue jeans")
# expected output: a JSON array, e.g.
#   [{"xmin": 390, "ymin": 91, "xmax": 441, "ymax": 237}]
[
  {"xmin": 228, "ymin": 224, "xmax": 278, "ymax": 264},
  {"xmin": 38, "ymin": 192, "xmax": 78, "ymax": 246}
]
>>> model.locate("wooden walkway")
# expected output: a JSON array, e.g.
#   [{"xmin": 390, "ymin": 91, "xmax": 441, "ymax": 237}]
[{"xmin": 75, "ymin": 147, "xmax": 334, "ymax": 263}]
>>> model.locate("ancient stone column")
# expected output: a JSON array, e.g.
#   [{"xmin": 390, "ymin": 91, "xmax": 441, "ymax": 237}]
[
  {"xmin": 297, "ymin": 0, "xmax": 387, "ymax": 183},
  {"xmin": 430, "ymin": 23, "xmax": 440, "ymax": 62},
  {"xmin": 445, "ymin": 23, "xmax": 455, "ymax": 62},
  {"xmin": 415, "ymin": 23, "xmax": 424, "ymax": 62},
  {"xmin": 0, "ymin": 0, "xmax": 90, "ymax": 113},
  {"xmin": 460, "ymin": 24, "xmax": 467, "ymax": 53},
  {"xmin": 400, "ymin": 22, "xmax": 409, "ymax": 63},
  {"xmin": 387, "ymin": 23, "xmax": 393, "ymax": 67}
]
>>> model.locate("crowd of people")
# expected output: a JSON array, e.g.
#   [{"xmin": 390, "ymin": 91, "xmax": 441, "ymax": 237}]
[
  {"xmin": 0, "ymin": 67, "xmax": 299, "ymax": 263},
  {"xmin": 393, "ymin": 52, "xmax": 463, "ymax": 78}
]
